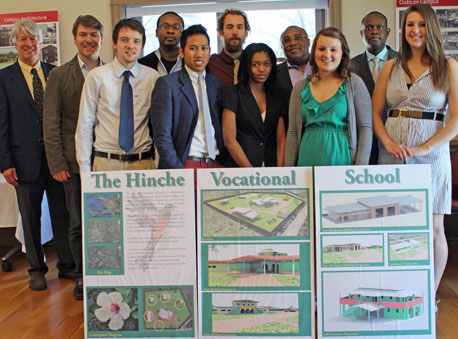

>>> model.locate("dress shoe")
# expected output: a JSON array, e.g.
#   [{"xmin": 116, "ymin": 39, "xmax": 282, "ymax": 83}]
[
  {"xmin": 29, "ymin": 275, "xmax": 47, "ymax": 291},
  {"xmin": 74, "ymin": 278, "xmax": 83, "ymax": 300},
  {"xmin": 58, "ymin": 271, "xmax": 75, "ymax": 281}
]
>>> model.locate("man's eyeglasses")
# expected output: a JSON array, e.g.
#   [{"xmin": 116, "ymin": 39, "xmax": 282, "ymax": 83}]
[
  {"xmin": 364, "ymin": 25, "xmax": 386, "ymax": 31},
  {"xmin": 281, "ymin": 34, "xmax": 308, "ymax": 44},
  {"xmin": 158, "ymin": 24, "xmax": 182, "ymax": 31}
]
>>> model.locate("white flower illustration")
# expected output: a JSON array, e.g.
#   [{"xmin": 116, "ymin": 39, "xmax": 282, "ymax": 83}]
[{"xmin": 94, "ymin": 291, "xmax": 130, "ymax": 330}]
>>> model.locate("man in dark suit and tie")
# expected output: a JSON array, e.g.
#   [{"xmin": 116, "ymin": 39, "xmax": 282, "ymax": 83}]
[
  {"xmin": 277, "ymin": 26, "xmax": 310, "ymax": 131},
  {"xmin": 150, "ymin": 24, "xmax": 225, "ymax": 171},
  {"xmin": 0, "ymin": 19, "xmax": 74, "ymax": 291},
  {"xmin": 43, "ymin": 15, "xmax": 104, "ymax": 300},
  {"xmin": 350, "ymin": 11, "xmax": 397, "ymax": 164}
]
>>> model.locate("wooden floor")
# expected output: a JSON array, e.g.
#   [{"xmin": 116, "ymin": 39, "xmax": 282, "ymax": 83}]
[{"xmin": 1, "ymin": 242, "xmax": 458, "ymax": 339}]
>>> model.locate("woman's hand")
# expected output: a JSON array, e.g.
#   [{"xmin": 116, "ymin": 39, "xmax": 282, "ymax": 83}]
[
  {"xmin": 385, "ymin": 142, "xmax": 413, "ymax": 160},
  {"xmin": 408, "ymin": 145, "xmax": 431, "ymax": 157}
]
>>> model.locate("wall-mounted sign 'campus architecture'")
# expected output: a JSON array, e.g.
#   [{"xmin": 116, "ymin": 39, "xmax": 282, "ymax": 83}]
[{"xmin": 315, "ymin": 165, "xmax": 435, "ymax": 338}]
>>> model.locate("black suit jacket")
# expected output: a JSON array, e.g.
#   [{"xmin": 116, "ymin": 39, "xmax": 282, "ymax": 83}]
[
  {"xmin": 350, "ymin": 45, "xmax": 398, "ymax": 97},
  {"xmin": 276, "ymin": 61, "xmax": 293, "ymax": 130},
  {"xmin": 0, "ymin": 61, "xmax": 55, "ymax": 181},
  {"xmin": 223, "ymin": 83, "xmax": 284, "ymax": 167},
  {"xmin": 350, "ymin": 46, "xmax": 397, "ymax": 164}
]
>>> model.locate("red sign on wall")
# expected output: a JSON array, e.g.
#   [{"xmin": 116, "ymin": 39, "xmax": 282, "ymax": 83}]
[
  {"xmin": 0, "ymin": 11, "xmax": 58, "ymax": 25},
  {"xmin": 396, "ymin": 0, "xmax": 458, "ymax": 7}
]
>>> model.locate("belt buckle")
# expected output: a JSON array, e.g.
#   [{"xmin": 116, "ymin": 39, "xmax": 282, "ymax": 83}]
[
  {"xmin": 119, "ymin": 153, "xmax": 128, "ymax": 162},
  {"xmin": 398, "ymin": 109, "xmax": 407, "ymax": 118}
]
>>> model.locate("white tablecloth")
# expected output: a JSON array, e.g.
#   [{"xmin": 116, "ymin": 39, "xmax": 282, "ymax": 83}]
[{"xmin": 0, "ymin": 175, "xmax": 53, "ymax": 250}]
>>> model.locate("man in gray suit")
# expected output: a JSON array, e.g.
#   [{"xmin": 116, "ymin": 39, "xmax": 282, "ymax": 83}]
[
  {"xmin": 43, "ymin": 15, "xmax": 104, "ymax": 300},
  {"xmin": 351, "ymin": 11, "xmax": 397, "ymax": 164},
  {"xmin": 277, "ymin": 26, "xmax": 310, "ymax": 131}
]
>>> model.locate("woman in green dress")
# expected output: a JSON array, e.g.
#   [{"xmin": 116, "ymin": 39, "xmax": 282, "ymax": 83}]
[{"xmin": 285, "ymin": 27, "xmax": 372, "ymax": 166}]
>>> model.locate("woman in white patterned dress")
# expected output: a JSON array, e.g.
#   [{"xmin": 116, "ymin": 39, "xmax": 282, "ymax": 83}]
[{"xmin": 372, "ymin": 4, "xmax": 458, "ymax": 296}]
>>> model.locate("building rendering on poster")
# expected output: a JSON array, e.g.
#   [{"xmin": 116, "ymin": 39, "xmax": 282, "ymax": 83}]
[
  {"xmin": 82, "ymin": 169, "xmax": 197, "ymax": 338},
  {"xmin": 0, "ymin": 11, "xmax": 60, "ymax": 69},
  {"xmin": 197, "ymin": 167, "xmax": 314, "ymax": 338},
  {"xmin": 315, "ymin": 164, "xmax": 435, "ymax": 339}
]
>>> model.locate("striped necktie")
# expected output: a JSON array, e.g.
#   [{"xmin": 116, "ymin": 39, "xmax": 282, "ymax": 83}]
[
  {"xmin": 370, "ymin": 57, "xmax": 380, "ymax": 82},
  {"xmin": 198, "ymin": 74, "xmax": 216, "ymax": 159},
  {"xmin": 233, "ymin": 59, "xmax": 240, "ymax": 85}
]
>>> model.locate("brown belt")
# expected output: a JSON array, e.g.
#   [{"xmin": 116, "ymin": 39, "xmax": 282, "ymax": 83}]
[
  {"xmin": 94, "ymin": 150, "xmax": 152, "ymax": 162},
  {"xmin": 389, "ymin": 109, "xmax": 445, "ymax": 121}
]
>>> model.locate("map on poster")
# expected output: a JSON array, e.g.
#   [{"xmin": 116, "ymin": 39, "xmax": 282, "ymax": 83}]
[
  {"xmin": 81, "ymin": 169, "xmax": 197, "ymax": 338},
  {"xmin": 197, "ymin": 167, "xmax": 314, "ymax": 338},
  {"xmin": 0, "ymin": 11, "xmax": 60, "ymax": 69},
  {"xmin": 315, "ymin": 164, "xmax": 435, "ymax": 339}
]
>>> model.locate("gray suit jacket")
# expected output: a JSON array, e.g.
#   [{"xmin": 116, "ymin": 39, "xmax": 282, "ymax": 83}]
[
  {"xmin": 43, "ymin": 55, "xmax": 85, "ymax": 174},
  {"xmin": 285, "ymin": 73, "xmax": 372, "ymax": 166}
]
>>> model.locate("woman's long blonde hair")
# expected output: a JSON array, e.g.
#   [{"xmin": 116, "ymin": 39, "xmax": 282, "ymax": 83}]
[{"xmin": 397, "ymin": 4, "xmax": 448, "ymax": 92}]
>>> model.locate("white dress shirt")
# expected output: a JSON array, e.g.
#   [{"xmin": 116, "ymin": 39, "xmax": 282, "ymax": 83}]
[
  {"xmin": 184, "ymin": 65, "xmax": 219, "ymax": 158},
  {"xmin": 75, "ymin": 57, "xmax": 159, "ymax": 172},
  {"xmin": 77, "ymin": 54, "xmax": 102, "ymax": 79}
]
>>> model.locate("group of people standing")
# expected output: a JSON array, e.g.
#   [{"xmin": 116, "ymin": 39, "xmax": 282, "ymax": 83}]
[{"xmin": 0, "ymin": 4, "xmax": 456, "ymax": 314}]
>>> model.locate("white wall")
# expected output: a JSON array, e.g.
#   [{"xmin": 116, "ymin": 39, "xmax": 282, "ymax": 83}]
[
  {"xmin": 341, "ymin": 0, "xmax": 397, "ymax": 57},
  {"xmin": 1, "ymin": 0, "xmax": 112, "ymax": 63},
  {"xmin": 1, "ymin": 0, "xmax": 398, "ymax": 62}
]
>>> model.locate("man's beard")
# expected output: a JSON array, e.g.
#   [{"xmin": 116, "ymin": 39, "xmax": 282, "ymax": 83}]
[
  {"xmin": 162, "ymin": 40, "xmax": 179, "ymax": 51},
  {"xmin": 225, "ymin": 38, "xmax": 243, "ymax": 53}
]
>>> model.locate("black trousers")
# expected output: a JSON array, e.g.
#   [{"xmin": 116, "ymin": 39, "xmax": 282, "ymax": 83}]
[
  {"xmin": 62, "ymin": 173, "xmax": 82, "ymax": 279},
  {"xmin": 14, "ymin": 155, "xmax": 74, "ymax": 276}
]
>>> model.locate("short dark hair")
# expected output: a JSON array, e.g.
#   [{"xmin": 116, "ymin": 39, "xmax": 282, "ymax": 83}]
[
  {"xmin": 309, "ymin": 27, "xmax": 351, "ymax": 82},
  {"xmin": 361, "ymin": 11, "xmax": 388, "ymax": 27},
  {"xmin": 72, "ymin": 15, "xmax": 104, "ymax": 38},
  {"xmin": 156, "ymin": 11, "xmax": 184, "ymax": 30},
  {"xmin": 180, "ymin": 24, "xmax": 209, "ymax": 49},
  {"xmin": 112, "ymin": 18, "xmax": 146, "ymax": 47},
  {"xmin": 217, "ymin": 9, "xmax": 250, "ymax": 32},
  {"xmin": 238, "ymin": 43, "xmax": 277, "ymax": 92}
]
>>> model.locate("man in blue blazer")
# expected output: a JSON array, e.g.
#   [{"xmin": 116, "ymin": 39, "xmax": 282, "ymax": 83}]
[
  {"xmin": 0, "ymin": 20, "xmax": 74, "ymax": 291},
  {"xmin": 150, "ymin": 24, "xmax": 225, "ymax": 170}
]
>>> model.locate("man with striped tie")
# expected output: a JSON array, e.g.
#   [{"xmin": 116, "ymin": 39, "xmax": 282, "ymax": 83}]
[{"xmin": 351, "ymin": 11, "xmax": 397, "ymax": 164}]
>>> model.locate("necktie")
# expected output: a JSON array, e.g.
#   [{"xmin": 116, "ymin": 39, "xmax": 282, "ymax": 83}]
[
  {"xmin": 119, "ymin": 71, "xmax": 134, "ymax": 153},
  {"xmin": 31, "ymin": 68, "xmax": 43, "ymax": 125},
  {"xmin": 370, "ymin": 57, "xmax": 380, "ymax": 82},
  {"xmin": 198, "ymin": 74, "xmax": 216, "ymax": 160},
  {"xmin": 233, "ymin": 59, "xmax": 240, "ymax": 85}
]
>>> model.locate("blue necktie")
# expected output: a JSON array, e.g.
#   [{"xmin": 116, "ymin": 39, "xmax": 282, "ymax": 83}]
[
  {"xmin": 119, "ymin": 71, "xmax": 134, "ymax": 152},
  {"xmin": 198, "ymin": 74, "xmax": 216, "ymax": 159}
]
